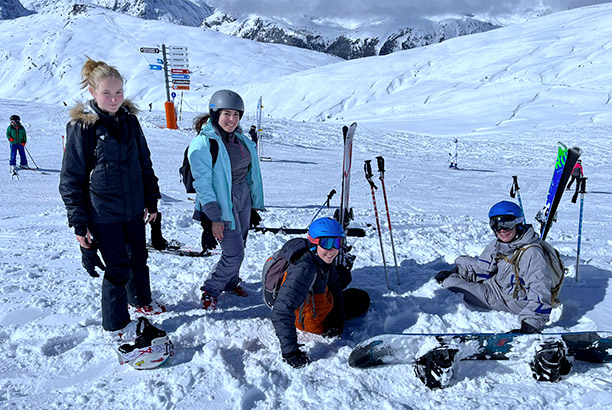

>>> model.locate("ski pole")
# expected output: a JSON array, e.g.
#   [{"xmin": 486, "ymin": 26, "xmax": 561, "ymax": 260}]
[
  {"xmin": 575, "ymin": 177, "xmax": 587, "ymax": 283},
  {"xmin": 310, "ymin": 189, "xmax": 336, "ymax": 224},
  {"xmin": 365, "ymin": 160, "xmax": 390, "ymax": 289},
  {"xmin": 24, "ymin": 146, "xmax": 39, "ymax": 169},
  {"xmin": 376, "ymin": 156, "xmax": 400, "ymax": 285},
  {"xmin": 510, "ymin": 175, "xmax": 525, "ymax": 219}
]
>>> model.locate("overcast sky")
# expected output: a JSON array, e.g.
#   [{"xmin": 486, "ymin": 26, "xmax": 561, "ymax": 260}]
[{"xmin": 206, "ymin": 0, "xmax": 609, "ymax": 20}]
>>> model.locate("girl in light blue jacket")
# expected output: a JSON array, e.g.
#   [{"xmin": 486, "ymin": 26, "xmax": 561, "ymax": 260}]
[{"xmin": 188, "ymin": 90, "xmax": 264, "ymax": 310}]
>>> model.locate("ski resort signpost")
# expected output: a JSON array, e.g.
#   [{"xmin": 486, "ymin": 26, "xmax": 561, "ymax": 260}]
[{"xmin": 140, "ymin": 44, "xmax": 190, "ymax": 129}]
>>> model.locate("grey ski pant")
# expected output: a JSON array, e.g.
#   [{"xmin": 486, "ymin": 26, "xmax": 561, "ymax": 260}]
[
  {"xmin": 442, "ymin": 274, "xmax": 519, "ymax": 314},
  {"xmin": 202, "ymin": 179, "xmax": 251, "ymax": 297}
]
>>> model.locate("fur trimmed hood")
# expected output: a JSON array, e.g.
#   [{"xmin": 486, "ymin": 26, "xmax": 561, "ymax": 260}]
[{"xmin": 69, "ymin": 99, "xmax": 139, "ymax": 125}]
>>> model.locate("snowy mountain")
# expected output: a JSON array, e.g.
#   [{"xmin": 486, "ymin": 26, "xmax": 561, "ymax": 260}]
[
  {"xmin": 0, "ymin": 0, "xmax": 34, "ymax": 19},
  {"xmin": 20, "ymin": 0, "xmax": 213, "ymax": 26},
  {"xmin": 202, "ymin": 11, "xmax": 498, "ymax": 59},
  {"xmin": 1, "ymin": 3, "xmax": 612, "ymax": 409}
]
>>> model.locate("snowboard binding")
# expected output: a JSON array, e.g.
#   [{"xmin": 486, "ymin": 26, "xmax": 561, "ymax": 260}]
[
  {"xmin": 530, "ymin": 339, "xmax": 572, "ymax": 382},
  {"xmin": 117, "ymin": 317, "xmax": 174, "ymax": 370},
  {"xmin": 414, "ymin": 346, "xmax": 458, "ymax": 389}
]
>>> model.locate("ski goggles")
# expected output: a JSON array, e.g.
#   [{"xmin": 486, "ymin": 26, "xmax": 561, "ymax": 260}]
[
  {"xmin": 489, "ymin": 215, "xmax": 523, "ymax": 232},
  {"xmin": 308, "ymin": 235, "xmax": 343, "ymax": 250}
]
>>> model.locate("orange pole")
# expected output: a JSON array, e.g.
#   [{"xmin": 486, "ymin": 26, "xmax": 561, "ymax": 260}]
[{"xmin": 164, "ymin": 101, "xmax": 177, "ymax": 129}]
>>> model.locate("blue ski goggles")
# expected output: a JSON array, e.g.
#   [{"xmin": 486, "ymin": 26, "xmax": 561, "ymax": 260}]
[
  {"xmin": 308, "ymin": 235, "xmax": 343, "ymax": 250},
  {"xmin": 489, "ymin": 215, "xmax": 523, "ymax": 232}
]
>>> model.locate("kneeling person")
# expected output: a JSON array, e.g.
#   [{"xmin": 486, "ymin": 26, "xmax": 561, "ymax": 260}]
[{"xmin": 270, "ymin": 217, "xmax": 369, "ymax": 368}]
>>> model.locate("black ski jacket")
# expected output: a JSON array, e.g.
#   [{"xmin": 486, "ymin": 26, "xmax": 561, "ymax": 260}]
[
  {"xmin": 270, "ymin": 238, "xmax": 345, "ymax": 356},
  {"xmin": 59, "ymin": 100, "xmax": 160, "ymax": 235}
]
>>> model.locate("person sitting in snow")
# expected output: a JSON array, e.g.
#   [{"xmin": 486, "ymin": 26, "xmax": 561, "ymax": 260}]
[
  {"xmin": 59, "ymin": 58, "xmax": 166, "ymax": 343},
  {"xmin": 6, "ymin": 114, "xmax": 28, "ymax": 171},
  {"xmin": 435, "ymin": 201, "xmax": 557, "ymax": 334},
  {"xmin": 271, "ymin": 217, "xmax": 370, "ymax": 368}
]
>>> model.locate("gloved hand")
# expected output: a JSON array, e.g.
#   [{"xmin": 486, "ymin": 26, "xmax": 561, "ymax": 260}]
[
  {"xmin": 435, "ymin": 266, "xmax": 458, "ymax": 283},
  {"xmin": 80, "ymin": 241, "xmax": 105, "ymax": 278},
  {"xmin": 8, "ymin": 137, "xmax": 13, "ymax": 142},
  {"xmin": 201, "ymin": 219, "xmax": 218, "ymax": 250},
  {"xmin": 322, "ymin": 326, "xmax": 343, "ymax": 338},
  {"xmin": 250, "ymin": 209, "xmax": 262, "ymax": 229},
  {"xmin": 509, "ymin": 321, "xmax": 538, "ymax": 334},
  {"xmin": 21, "ymin": 142, "xmax": 26, "ymax": 146},
  {"xmin": 149, "ymin": 212, "xmax": 168, "ymax": 251},
  {"xmin": 282, "ymin": 349, "xmax": 311, "ymax": 368}
]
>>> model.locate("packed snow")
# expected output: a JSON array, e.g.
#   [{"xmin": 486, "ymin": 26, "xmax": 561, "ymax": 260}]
[{"xmin": 1, "ymin": 3, "xmax": 612, "ymax": 410}]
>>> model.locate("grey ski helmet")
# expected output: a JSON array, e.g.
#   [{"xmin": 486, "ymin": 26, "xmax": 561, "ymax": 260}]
[{"xmin": 209, "ymin": 90, "xmax": 244, "ymax": 120}]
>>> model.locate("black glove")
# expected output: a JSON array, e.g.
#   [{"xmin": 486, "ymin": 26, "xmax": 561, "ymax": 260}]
[
  {"xmin": 80, "ymin": 241, "xmax": 105, "ymax": 278},
  {"xmin": 282, "ymin": 349, "xmax": 311, "ymax": 369},
  {"xmin": 150, "ymin": 212, "xmax": 168, "ymax": 251},
  {"xmin": 201, "ymin": 219, "xmax": 218, "ymax": 250},
  {"xmin": 322, "ymin": 326, "xmax": 343, "ymax": 338},
  {"xmin": 509, "ymin": 321, "xmax": 538, "ymax": 334},
  {"xmin": 435, "ymin": 266, "xmax": 458, "ymax": 283},
  {"xmin": 250, "ymin": 209, "xmax": 262, "ymax": 229}
]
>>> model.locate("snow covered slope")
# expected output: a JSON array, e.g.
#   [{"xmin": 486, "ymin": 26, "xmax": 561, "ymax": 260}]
[{"xmin": 0, "ymin": 3, "xmax": 611, "ymax": 410}]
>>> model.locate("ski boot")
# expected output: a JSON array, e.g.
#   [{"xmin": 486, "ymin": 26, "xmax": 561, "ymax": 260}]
[
  {"xmin": 414, "ymin": 346, "xmax": 459, "ymax": 389},
  {"xmin": 530, "ymin": 339, "xmax": 572, "ymax": 382}
]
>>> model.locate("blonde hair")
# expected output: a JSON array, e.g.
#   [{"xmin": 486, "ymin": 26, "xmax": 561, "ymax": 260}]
[{"xmin": 80, "ymin": 57, "xmax": 124, "ymax": 90}]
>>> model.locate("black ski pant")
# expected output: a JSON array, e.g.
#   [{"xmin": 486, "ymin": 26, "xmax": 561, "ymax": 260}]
[
  {"xmin": 343, "ymin": 288, "xmax": 371, "ymax": 320},
  {"xmin": 90, "ymin": 217, "xmax": 152, "ymax": 331}
]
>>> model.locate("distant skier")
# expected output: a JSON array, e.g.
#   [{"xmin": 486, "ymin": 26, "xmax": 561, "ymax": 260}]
[
  {"xmin": 148, "ymin": 102, "xmax": 152, "ymax": 112},
  {"xmin": 566, "ymin": 159, "xmax": 583, "ymax": 190},
  {"xmin": 448, "ymin": 138, "xmax": 458, "ymax": 169},
  {"xmin": 59, "ymin": 58, "xmax": 167, "ymax": 351},
  {"xmin": 435, "ymin": 201, "xmax": 563, "ymax": 334},
  {"xmin": 270, "ymin": 218, "xmax": 370, "ymax": 368},
  {"xmin": 6, "ymin": 114, "xmax": 28, "ymax": 172},
  {"xmin": 248, "ymin": 124, "xmax": 258, "ymax": 145},
  {"xmin": 188, "ymin": 90, "xmax": 265, "ymax": 310}
]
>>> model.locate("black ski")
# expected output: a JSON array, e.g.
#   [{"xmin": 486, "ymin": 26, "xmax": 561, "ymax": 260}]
[
  {"xmin": 254, "ymin": 226, "xmax": 366, "ymax": 237},
  {"xmin": 537, "ymin": 144, "xmax": 582, "ymax": 240}
]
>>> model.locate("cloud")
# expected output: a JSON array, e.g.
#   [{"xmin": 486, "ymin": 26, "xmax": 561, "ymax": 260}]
[{"xmin": 204, "ymin": 0, "xmax": 611, "ymax": 20}]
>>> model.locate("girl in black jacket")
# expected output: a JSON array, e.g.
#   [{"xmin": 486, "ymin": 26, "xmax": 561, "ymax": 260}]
[{"xmin": 59, "ymin": 58, "xmax": 164, "ymax": 339}]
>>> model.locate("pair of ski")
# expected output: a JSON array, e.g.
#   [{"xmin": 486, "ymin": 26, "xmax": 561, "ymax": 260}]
[
  {"xmin": 364, "ymin": 156, "xmax": 400, "ymax": 288},
  {"xmin": 349, "ymin": 331, "xmax": 612, "ymax": 388},
  {"xmin": 147, "ymin": 239, "xmax": 220, "ymax": 257}
]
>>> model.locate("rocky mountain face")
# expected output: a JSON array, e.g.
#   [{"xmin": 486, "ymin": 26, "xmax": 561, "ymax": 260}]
[
  {"xmin": 203, "ymin": 13, "xmax": 499, "ymax": 60},
  {"xmin": 0, "ymin": 0, "xmax": 35, "ymax": 19}
]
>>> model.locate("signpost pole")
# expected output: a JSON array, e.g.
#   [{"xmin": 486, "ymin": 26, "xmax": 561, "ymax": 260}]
[{"xmin": 162, "ymin": 44, "xmax": 177, "ymax": 129}]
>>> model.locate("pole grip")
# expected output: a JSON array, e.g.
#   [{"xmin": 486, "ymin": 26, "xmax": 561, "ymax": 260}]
[
  {"xmin": 376, "ymin": 156, "xmax": 385, "ymax": 173},
  {"xmin": 364, "ymin": 160, "xmax": 373, "ymax": 179}
]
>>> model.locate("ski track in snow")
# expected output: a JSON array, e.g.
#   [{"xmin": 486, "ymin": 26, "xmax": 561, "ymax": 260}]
[{"xmin": 0, "ymin": 100, "xmax": 611, "ymax": 409}]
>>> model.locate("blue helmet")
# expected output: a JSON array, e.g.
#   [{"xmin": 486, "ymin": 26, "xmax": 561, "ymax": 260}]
[
  {"xmin": 488, "ymin": 201, "xmax": 523, "ymax": 219},
  {"xmin": 308, "ymin": 217, "xmax": 344, "ymax": 240},
  {"xmin": 488, "ymin": 201, "xmax": 524, "ymax": 232}
]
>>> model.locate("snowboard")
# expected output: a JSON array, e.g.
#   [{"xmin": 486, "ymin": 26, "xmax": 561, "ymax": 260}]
[{"xmin": 348, "ymin": 331, "xmax": 612, "ymax": 369}]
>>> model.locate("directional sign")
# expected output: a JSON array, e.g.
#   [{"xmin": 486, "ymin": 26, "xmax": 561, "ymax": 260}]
[
  {"xmin": 156, "ymin": 58, "xmax": 163, "ymax": 64},
  {"xmin": 171, "ymin": 68, "xmax": 190, "ymax": 74},
  {"xmin": 169, "ymin": 51, "xmax": 189, "ymax": 57},
  {"xmin": 149, "ymin": 64, "xmax": 162, "ymax": 71},
  {"xmin": 168, "ymin": 46, "xmax": 188, "ymax": 52},
  {"xmin": 168, "ymin": 57, "xmax": 189, "ymax": 63},
  {"xmin": 140, "ymin": 47, "xmax": 160, "ymax": 54},
  {"xmin": 172, "ymin": 85, "xmax": 190, "ymax": 90},
  {"xmin": 172, "ymin": 79, "xmax": 191, "ymax": 85},
  {"xmin": 171, "ymin": 74, "xmax": 190, "ymax": 79}
]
